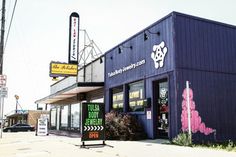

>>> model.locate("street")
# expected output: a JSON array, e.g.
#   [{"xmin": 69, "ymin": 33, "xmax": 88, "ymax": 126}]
[{"xmin": 0, "ymin": 132, "xmax": 235, "ymax": 157}]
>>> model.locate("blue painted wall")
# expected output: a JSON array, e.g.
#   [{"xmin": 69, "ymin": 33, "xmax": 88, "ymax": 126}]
[
  {"xmin": 176, "ymin": 69, "xmax": 236, "ymax": 141},
  {"xmin": 105, "ymin": 14, "xmax": 175, "ymax": 87},
  {"xmin": 105, "ymin": 14, "xmax": 175, "ymax": 138},
  {"xmin": 105, "ymin": 12, "xmax": 236, "ymax": 141},
  {"xmin": 174, "ymin": 13, "xmax": 236, "ymax": 141},
  {"xmin": 174, "ymin": 13, "xmax": 236, "ymax": 73}
]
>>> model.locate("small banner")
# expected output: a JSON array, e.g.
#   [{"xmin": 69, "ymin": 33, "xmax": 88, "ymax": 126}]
[{"xmin": 81, "ymin": 103, "xmax": 105, "ymax": 142}]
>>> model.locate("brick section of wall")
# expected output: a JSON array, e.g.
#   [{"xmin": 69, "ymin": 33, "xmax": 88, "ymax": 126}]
[{"xmin": 27, "ymin": 110, "xmax": 49, "ymax": 127}]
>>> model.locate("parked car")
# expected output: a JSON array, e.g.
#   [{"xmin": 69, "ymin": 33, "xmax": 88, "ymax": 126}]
[{"xmin": 3, "ymin": 123, "xmax": 35, "ymax": 132}]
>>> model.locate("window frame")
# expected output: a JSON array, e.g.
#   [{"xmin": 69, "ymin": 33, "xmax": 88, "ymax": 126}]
[
  {"xmin": 60, "ymin": 105, "xmax": 69, "ymax": 129},
  {"xmin": 128, "ymin": 80, "xmax": 146, "ymax": 113},
  {"xmin": 111, "ymin": 85, "xmax": 124, "ymax": 112},
  {"xmin": 70, "ymin": 103, "xmax": 81, "ymax": 131}
]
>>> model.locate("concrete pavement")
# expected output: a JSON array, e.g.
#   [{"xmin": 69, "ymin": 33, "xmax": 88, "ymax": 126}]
[{"xmin": 0, "ymin": 132, "xmax": 235, "ymax": 157}]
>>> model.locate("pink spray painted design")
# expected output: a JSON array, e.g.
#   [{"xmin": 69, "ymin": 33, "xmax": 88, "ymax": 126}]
[{"xmin": 181, "ymin": 88, "xmax": 215, "ymax": 135}]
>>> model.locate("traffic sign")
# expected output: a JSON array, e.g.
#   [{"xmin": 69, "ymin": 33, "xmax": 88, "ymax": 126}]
[
  {"xmin": 0, "ymin": 75, "xmax": 6, "ymax": 87},
  {"xmin": 0, "ymin": 87, "xmax": 8, "ymax": 98}
]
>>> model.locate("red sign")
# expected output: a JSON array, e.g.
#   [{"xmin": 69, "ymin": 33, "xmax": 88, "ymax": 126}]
[
  {"xmin": 0, "ymin": 75, "xmax": 7, "ymax": 87},
  {"xmin": 89, "ymin": 132, "xmax": 99, "ymax": 139}
]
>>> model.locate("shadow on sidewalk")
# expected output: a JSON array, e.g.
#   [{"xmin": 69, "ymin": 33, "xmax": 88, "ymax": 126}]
[
  {"xmin": 137, "ymin": 139, "xmax": 170, "ymax": 145},
  {"xmin": 49, "ymin": 130, "xmax": 81, "ymax": 138}
]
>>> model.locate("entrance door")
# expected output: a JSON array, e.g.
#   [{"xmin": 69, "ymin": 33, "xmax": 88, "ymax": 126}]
[{"xmin": 155, "ymin": 79, "xmax": 169, "ymax": 138}]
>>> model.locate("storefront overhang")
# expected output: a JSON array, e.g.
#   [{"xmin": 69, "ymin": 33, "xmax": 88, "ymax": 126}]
[
  {"xmin": 35, "ymin": 82, "xmax": 104, "ymax": 105},
  {"xmin": 7, "ymin": 113, "xmax": 28, "ymax": 118}
]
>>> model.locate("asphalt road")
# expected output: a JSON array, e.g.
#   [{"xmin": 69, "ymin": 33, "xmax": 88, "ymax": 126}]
[{"xmin": 0, "ymin": 132, "xmax": 235, "ymax": 157}]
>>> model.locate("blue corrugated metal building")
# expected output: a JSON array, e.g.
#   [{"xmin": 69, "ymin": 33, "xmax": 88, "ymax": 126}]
[{"xmin": 104, "ymin": 12, "xmax": 236, "ymax": 142}]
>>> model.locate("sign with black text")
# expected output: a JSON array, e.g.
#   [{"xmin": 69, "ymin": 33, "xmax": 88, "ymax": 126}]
[
  {"xmin": 49, "ymin": 62, "xmax": 78, "ymax": 77},
  {"xmin": 36, "ymin": 118, "xmax": 49, "ymax": 136},
  {"xmin": 68, "ymin": 12, "xmax": 79, "ymax": 64},
  {"xmin": 81, "ymin": 103, "xmax": 105, "ymax": 141}
]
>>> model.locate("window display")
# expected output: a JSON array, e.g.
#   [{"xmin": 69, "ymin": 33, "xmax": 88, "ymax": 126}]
[
  {"xmin": 128, "ymin": 80, "xmax": 145, "ymax": 112},
  {"xmin": 157, "ymin": 81, "xmax": 168, "ymax": 136},
  {"xmin": 112, "ymin": 86, "xmax": 124, "ymax": 111}
]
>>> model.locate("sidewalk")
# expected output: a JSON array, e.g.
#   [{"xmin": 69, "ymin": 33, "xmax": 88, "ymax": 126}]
[{"xmin": 0, "ymin": 132, "xmax": 235, "ymax": 157}]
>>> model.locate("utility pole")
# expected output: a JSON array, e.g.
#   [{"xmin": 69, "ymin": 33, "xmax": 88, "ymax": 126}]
[
  {"xmin": 0, "ymin": 0, "xmax": 6, "ymax": 74},
  {"xmin": 0, "ymin": 0, "xmax": 6, "ymax": 138},
  {"xmin": 0, "ymin": 0, "xmax": 5, "ymax": 138}
]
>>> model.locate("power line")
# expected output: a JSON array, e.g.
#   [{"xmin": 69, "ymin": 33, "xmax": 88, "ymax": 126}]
[
  {"xmin": 5, "ymin": 0, "xmax": 12, "ymax": 28},
  {"xmin": 4, "ymin": 0, "xmax": 17, "ymax": 51}
]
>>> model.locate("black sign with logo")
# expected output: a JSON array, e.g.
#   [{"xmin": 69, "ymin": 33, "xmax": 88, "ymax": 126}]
[{"xmin": 81, "ymin": 103, "xmax": 105, "ymax": 141}]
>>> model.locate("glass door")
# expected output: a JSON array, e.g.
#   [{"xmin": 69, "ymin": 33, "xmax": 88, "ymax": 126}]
[{"xmin": 157, "ymin": 80, "xmax": 169, "ymax": 137}]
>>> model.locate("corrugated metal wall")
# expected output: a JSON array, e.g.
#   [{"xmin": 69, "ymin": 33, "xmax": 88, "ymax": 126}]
[
  {"xmin": 104, "ymin": 14, "xmax": 175, "ymax": 138},
  {"xmin": 105, "ymin": 15, "xmax": 175, "ymax": 88},
  {"xmin": 104, "ymin": 12, "xmax": 236, "ymax": 141},
  {"xmin": 175, "ymin": 13, "xmax": 236, "ymax": 73},
  {"xmin": 174, "ymin": 13, "xmax": 236, "ymax": 141}
]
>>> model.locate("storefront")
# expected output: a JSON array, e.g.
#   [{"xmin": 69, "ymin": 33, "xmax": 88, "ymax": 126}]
[
  {"xmin": 36, "ymin": 12, "xmax": 236, "ymax": 142},
  {"xmin": 49, "ymin": 103, "xmax": 81, "ymax": 132},
  {"xmin": 36, "ymin": 56, "xmax": 104, "ymax": 136},
  {"xmin": 5, "ymin": 110, "xmax": 49, "ymax": 127},
  {"xmin": 105, "ymin": 12, "xmax": 236, "ymax": 141},
  {"xmin": 48, "ymin": 88, "xmax": 104, "ymax": 134}
]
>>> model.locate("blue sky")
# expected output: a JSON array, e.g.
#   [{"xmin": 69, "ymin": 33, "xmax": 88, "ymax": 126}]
[{"xmin": 2, "ymin": 0, "xmax": 236, "ymax": 115}]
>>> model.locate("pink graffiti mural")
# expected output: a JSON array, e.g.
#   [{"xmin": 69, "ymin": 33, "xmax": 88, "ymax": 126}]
[{"xmin": 181, "ymin": 88, "xmax": 215, "ymax": 135}]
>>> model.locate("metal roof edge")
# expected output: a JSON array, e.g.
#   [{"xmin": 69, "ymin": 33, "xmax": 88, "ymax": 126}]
[
  {"xmin": 104, "ymin": 11, "xmax": 175, "ymax": 55},
  {"xmin": 104, "ymin": 11, "xmax": 236, "ymax": 56},
  {"xmin": 35, "ymin": 82, "xmax": 104, "ymax": 104},
  {"xmin": 173, "ymin": 11, "xmax": 236, "ymax": 29}
]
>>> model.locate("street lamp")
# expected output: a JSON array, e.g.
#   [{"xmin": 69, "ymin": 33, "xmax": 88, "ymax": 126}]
[{"xmin": 14, "ymin": 95, "xmax": 19, "ymax": 113}]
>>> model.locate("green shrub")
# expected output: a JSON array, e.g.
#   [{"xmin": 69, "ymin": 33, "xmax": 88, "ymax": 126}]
[
  {"xmin": 172, "ymin": 132, "xmax": 192, "ymax": 146},
  {"xmin": 105, "ymin": 111, "xmax": 146, "ymax": 140},
  {"xmin": 226, "ymin": 140, "xmax": 234, "ymax": 151},
  {"xmin": 194, "ymin": 140, "xmax": 236, "ymax": 152}
]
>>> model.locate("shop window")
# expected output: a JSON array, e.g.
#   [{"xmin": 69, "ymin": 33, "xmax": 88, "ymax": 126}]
[
  {"xmin": 71, "ymin": 103, "xmax": 80, "ymax": 130},
  {"xmin": 60, "ymin": 105, "xmax": 68, "ymax": 128},
  {"xmin": 112, "ymin": 86, "xmax": 124, "ymax": 112},
  {"xmin": 128, "ymin": 80, "xmax": 145, "ymax": 112},
  {"xmin": 50, "ymin": 108, "xmax": 57, "ymax": 127}
]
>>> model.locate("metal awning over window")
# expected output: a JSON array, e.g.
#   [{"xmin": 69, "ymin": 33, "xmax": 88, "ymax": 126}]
[{"xmin": 35, "ymin": 82, "xmax": 104, "ymax": 105}]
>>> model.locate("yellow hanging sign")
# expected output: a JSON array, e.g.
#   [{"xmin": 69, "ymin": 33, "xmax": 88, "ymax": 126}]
[{"xmin": 50, "ymin": 62, "xmax": 78, "ymax": 77}]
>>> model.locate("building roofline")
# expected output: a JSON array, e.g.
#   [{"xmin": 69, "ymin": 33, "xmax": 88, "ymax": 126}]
[{"xmin": 104, "ymin": 11, "xmax": 236, "ymax": 55}]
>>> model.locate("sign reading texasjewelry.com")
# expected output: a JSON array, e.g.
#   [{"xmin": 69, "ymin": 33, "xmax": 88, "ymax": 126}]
[{"xmin": 81, "ymin": 103, "xmax": 105, "ymax": 141}]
